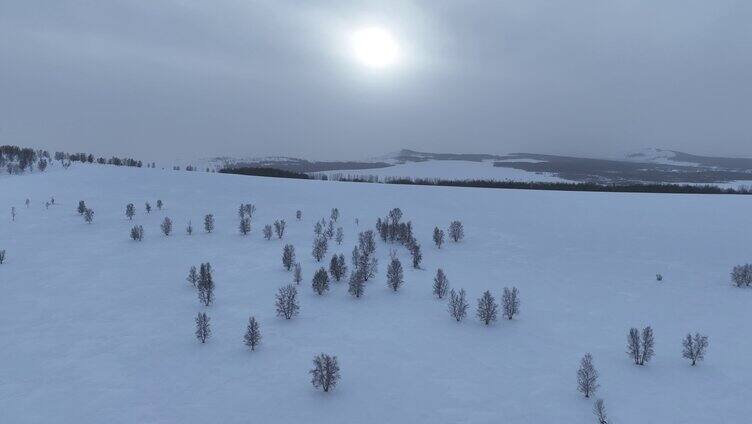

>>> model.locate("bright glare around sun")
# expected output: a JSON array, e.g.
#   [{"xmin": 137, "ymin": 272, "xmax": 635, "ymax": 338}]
[{"xmin": 351, "ymin": 27, "xmax": 400, "ymax": 69}]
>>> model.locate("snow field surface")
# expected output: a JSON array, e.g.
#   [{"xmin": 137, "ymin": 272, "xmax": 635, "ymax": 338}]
[{"xmin": 1, "ymin": 164, "xmax": 751, "ymax": 423}]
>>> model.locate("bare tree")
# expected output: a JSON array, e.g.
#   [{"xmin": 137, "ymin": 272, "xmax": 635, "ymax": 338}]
[
  {"xmin": 78, "ymin": 200, "xmax": 87, "ymax": 215},
  {"xmin": 330, "ymin": 208, "xmax": 339, "ymax": 222},
  {"xmin": 476, "ymin": 290, "xmax": 498, "ymax": 325},
  {"xmin": 731, "ymin": 264, "xmax": 752, "ymax": 287},
  {"xmin": 293, "ymin": 262, "xmax": 303, "ymax": 285},
  {"xmin": 83, "ymin": 208, "xmax": 94, "ymax": 224},
  {"xmin": 274, "ymin": 219, "xmax": 286, "ymax": 239},
  {"xmin": 386, "ymin": 257, "xmax": 404, "ymax": 292},
  {"xmin": 186, "ymin": 220, "xmax": 193, "ymax": 235},
  {"xmin": 682, "ymin": 332, "xmax": 709, "ymax": 366},
  {"xmin": 263, "ymin": 224, "xmax": 273, "ymax": 240},
  {"xmin": 161, "ymin": 217, "xmax": 173, "ymax": 236},
  {"xmin": 197, "ymin": 263, "xmax": 215, "ymax": 306},
  {"xmin": 195, "ymin": 312, "xmax": 211, "ymax": 343},
  {"xmin": 640, "ymin": 326, "xmax": 655, "ymax": 365},
  {"xmin": 433, "ymin": 268, "xmax": 449, "ymax": 299},
  {"xmin": 156, "ymin": 199, "xmax": 163, "ymax": 210},
  {"xmin": 243, "ymin": 316, "xmax": 261, "ymax": 351},
  {"xmin": 501, "ymin": 287, "xmax": 520, "ymax": 320},
  {"xmin": 577, "ymin": 353, "xmax": 599, "ymax": 398},
  {"xmin": 312, "ymin": 236, "xmax": 328, "ymax": 262},
  {"xmin": 125, "ymin": 203, "xmax": 135, "ymax": 220},
  {"xmin": 187, "ymin": 265, "xmax": 198, "ymax": 287},
  {"xmin": 310, "ymin": 353, "xmax": 340, "ymax": 392},
  {"xmin": 204, "ymin": 214, "xmax": 214, "ymax": 233},
  {"xmin": 313, "ymin": 221, "xmax": 323, "ymax": 236},
  {"xmin": 282, "ymin": 244, "xmax": 296, "ymax": 271},
  {"xmin": 348, "ymin": 268, "xmax": 366, "ymax": 298},
  {"xmin": 275, "ymin": 284, "xmax": 299, "ymax": 319},
  {"xmin": 325, "ymin": 220, "xmax": 335, "ymax": 239},
  {"xmin": 448, "ymin": 220, "xmax": 464, "ymax": 242},
  {"xmin": 145, "ymin": 202, "xmax": 152, "ymax": 214},
  {"xmin": 627, "ymin": 328, "xmax": 641, "ymax": 365},
  {"xmin": 312, "ymin": 267, "xmax": 330, "ymax": 295},
  {"xmin": 408, "ymin": 239, "xmax": 422, "ymax": 269},
  {"xmin": 0, "ymin": 250, "xmax": 6, "ymax": 264},
  {"xmin": 130, "ymin": 225, "xmax": 144, "ymax": 241},
  {"xmin": 335, "ymin": 227, "xmax": 344, "ymax": 245},
  {"xmin": 433, "ymin": 227, "xmax": 444, "ymax": 249},
  {"xmin": 329, "ymin": 254, "xmax": 347, "ymax": 282},
  {"xmin": 239, "ymin": 215, "xmax": 251, "ymax": 236},
  {"xmin": 296, "ymin": 210, "xmax": 302, "ymax": 220},
  {"xmin": 593, "ymin": 399, "xmax": 608, "ymax": 424},
  {"xmin": 448, "ymin": 289, "xmax": 469, "ymax": 322}
]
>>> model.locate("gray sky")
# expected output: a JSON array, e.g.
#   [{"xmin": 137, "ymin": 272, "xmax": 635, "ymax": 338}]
[{"xmin": 1, "ymin": 0, "xmax": 751, "ymax": 161}]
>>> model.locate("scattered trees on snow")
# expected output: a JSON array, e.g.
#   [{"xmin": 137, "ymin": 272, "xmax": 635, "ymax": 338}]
[
  {"xmin": 330, "ymin": 208, "xmax": 339, "ymax": 222},
  {"xmin": 195, "ymin": 312, "xmax": 211, "ymax": 343},
  {"xmin": 239, "ymin": 215, "xmax": 251, "ymax": 236},
  {"xmin": 433, "ymin": 227, "xmax": 444, "ymax": 249},
  {"xmin": 682, "ymin": 332, "xmax": 709, "ymax": 366},
  {"xmin": 197, "ymin": 263, "xmax": 215, "ymax": 306},
  {"xmin": 282, "ymin": 244, "xmax": 296, "ymax": 271},
  {"xmin": 577, "ymin": 353, "xmax": 599, "ymax": 398},
  {"xmin": 187, "ymin": 265, "xmax": 198, "ymax": 287},
  {"xmin": 125, "ymin": 203, "xmax": 135, "ymax": 220},
  {"xmin": 329, "ymin": 254, "xmax": 347, "ymax": 282},
  {"xmin": 448, "ymin": 220, "xmax": 464, "ymax": 242},
  {"xmin": 626, "ymin": 326, "xmax": 654, "ymax": 366},
  {"xmin": 501, "ymin": 287, "xmax": 520, "ymax": 320},
  {"xmin": 293, "ymin": 262, "xmax": 303, "ymax": 285},
  {"xmin": 274, "ymin": 219, "xmax": 286, "ymax": 239},
  {"xmin": 312, "ymin": 236, "xmax": 328, "ymax": 262},
  {"xmin": 145, "ymin": 202, "xmax": 152, "ymax": 214},
  {"xmin": 433, "ymin": 268, "xmax": 449, "ymax": 299},
  {"xmin": 731, "ymin": 264, "xmax": 752, "ymax": 287},
  {"xmin": 386, "ymin": 257, "xmax": 404, "ymax": 292},
  {"xmin": 243, "ymin": 316, "xmax": 261, "ymax": 351},
  {"xmin": 263, "ymin": 224, "xmax": 273, "ymax": 240},
  {"xmin": 83, "ymin": 208, "xmax": 94, "ymax": 224},
  {"xmin": 204, "ymin": 214, "xmax": 215, "ymax": 233},
  {"xmin": 476, "ymin": 290, "xmax": 498, "ymax": 325},
  {"xmin": 130, "ymin": 225, "xmax": 144, "ymax": 241},
  {"xmin": 348, "ymin": 268, "xmax": 366, "ymax": 298},
  {"xmin": 78, "ymin": 200, "xmax": 87, "ymax": 215},
  {"xmin": 448, "ymin": 289, "xmax": 469, "ymax": 322},
  {"xmin": 335, "ymin": 227, "xmax": 344, "ymax": 245},
  {"xmin": 310, "ymin": 353, "xmax": 340, "ymax": 392},
  {"xmin": 312, "ymin": 267, "xmax": 330, "ymax": 295},
  {"xmin": 161, "ymin": 217, "xmax": 172, "ymax": 236},
  {"xmin": 276, "ymin": 284, "xmax": 299, "ymax": 319},
  {"xmin": 156, "ymin": 199, "xmax": 163, "ymax": 210}
]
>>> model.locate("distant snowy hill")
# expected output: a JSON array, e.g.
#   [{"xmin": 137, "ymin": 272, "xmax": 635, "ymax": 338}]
[{"xmin": 2, "ymin": 165, "xmax": 751, "ymax": 423}]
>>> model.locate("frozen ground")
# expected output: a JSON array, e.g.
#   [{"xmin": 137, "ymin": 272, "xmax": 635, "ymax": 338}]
[
  {"xmin": 317, "ymin": 159, "xmax": 566, "ymax": 183},
  {"xmin": 1, "ymin": 164, "xmax": 751, "ymax": 423}
]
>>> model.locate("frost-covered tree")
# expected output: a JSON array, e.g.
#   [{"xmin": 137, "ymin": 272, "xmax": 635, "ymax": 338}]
[
  {"xmin": 627, "ymin": 328, "xmax": 641, "ymax": 365},
  {"xmin": 187, "ymin": 265, "xmax": 198, "ymax": 287},
  {"xmin": 325, "ymin": 220, "xmax": 335, "ymax": 240},
  {"xmin": 293, "ymin": 262, "xmax": 303, "ymax": 285},
  {"xmin": 312, "ymin": 267, "xmax": 330, "ymax": 295},
  {"xmin": 433, "ymin": 269, "xmax": 449, "ymax": 299},
  {"xmin": 296, "ymin": 210, "xmax": 302, "ymax": 220},
  {"xmin": 386, "ymin": 257, "xmax": 404, "ymax": 292},
  {"xmin": 83, "ymin": 208, "xmax": 94, "ymax": 224},
  {"xmin": 275, "ymin": 284, "xmax": 299, "ymax": 319},
  {"xmin": 186, "ymin": 220, "xmax": 193, "ymax": 235},
  {"xmin": 312, "ymin": 236, "xmax": 328, "ymax": 262},
  {"xmin": 433, "ymin": 227, "xmax": 444, "ymax": 249},
  {"xmin": 330, "ymin": 208, "xmax": 339, "ymax": 222},
  {"xmin": 348, "ymin": 268, "xmax": 366, "ymax": 298},
  {"xmin": 204, "ymin": 214, "xmax": 215, "ymax": 233},
  {"xmin": 408, "ymin": 239, "xmax": 422, "ymax": 269},
  {"xmin": 197, "ymin": 263, "xmax": 215, "ymax": 307},
  {"xmin": 682, "ymin": 332, "xmax": 709, "ymax": 366},
  {"xmin": 161, "ymin": 217, "xmax": 172, "ymax": 236},
  {"xmin": 310, "ymin": 353, "xmax": 340, "ymax": 392},
  {"xmin": 145, "ymin": 202, "xmax": 152, "ymax": 214},
  {"xmin": 130, "ymin": 225, "xmax": 144, "ymax": 241},
  {"xmin": 358, "ymin": 230, "xmax": 376, "ymax": 257},
  {"xmin": 640, "ymin": 326, "xmax": 655, "ymax": 365},
  {"xmin": 239, "ymin": 216, "xmax": 251, "ymax": 236},
  {"xmin": 313, "ymin": 221, "xmax": 323, "ymax": 236},
  {"xmin": 448, "ymin": 220, "xmax": 464, "ymax": 242},
  {"xmin": 195, "ymin": 312, "xmax": 211, "ymax": 343},
  {"xmin": 448, "ymin": 289, "xmax": 468, "ymax": 322},
  {"xmin": 243, "ymin": 316, "xmax": 261, "ymax": 351},
  {"xmin": 156, "ymin": 199, "xmax": 163, "ymax": 210},
  {"xmin": 274, "ymin": 219, "xmax": 287, "ymax": 239},
  {"xmin": 501, "ymin": 287, "xmax": 520, "ymax": 320},
  {"xmin": 0, "ymin": 249, "xmax": 6, "ymax": 264},
  {"xmin": 593, "ymin": 399, "xmax": 608, "ymax": 424},
  {"xmin": 263, "ymin": 224, "xmax": 273, "ymax": 240},
  {"xmin": 731, "ymin": 264, "xmax": 752, "ymax": 287},
  {"xmin": 78, "ymin": 200, "xmax": 87, "ymax": 215},
  {"xmin": 476, "ymin": 290, "xmax": 498, "ymax": 325},
  {"xmin": 335, "ymin": 227, "xmax": 344, "ymax": 245},
  {"xmin": 125, "ymin": 203, "xmax": 135, "ymax": 220},
  {"xmin": 329, "ymin": 254, "xmax": 347, "ymax": 282},
  {"xmin": 282, "ymin": 244, "xmax": 296, "ymax": 271},
  {"xmin": 577, "ymin": 353, "xmax": 599, "ymax": 398}
]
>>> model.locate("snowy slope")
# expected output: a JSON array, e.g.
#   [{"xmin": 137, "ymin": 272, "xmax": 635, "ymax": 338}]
[{"xmin": 1, "ymin": 165, "xmax": 751, "ymax": 423}]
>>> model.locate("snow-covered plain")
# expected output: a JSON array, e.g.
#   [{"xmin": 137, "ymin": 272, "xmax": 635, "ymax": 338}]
[
  {"xmin": 1, "ymin": 165, "xmax": 751, "ymax": 423},
  {"xmin": 316, "ymin": 159, "xmax": 567, "ymax": 183}
]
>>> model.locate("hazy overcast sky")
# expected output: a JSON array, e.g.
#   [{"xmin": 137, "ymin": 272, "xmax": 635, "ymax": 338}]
[{"xmin": 1, "ymin": 0, "xmax": 751, "ymax": 161}]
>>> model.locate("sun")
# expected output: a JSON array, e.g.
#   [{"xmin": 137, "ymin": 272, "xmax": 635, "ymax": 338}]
[{"xmin": 350, "ymin": 27, "xmax": 400, "ymax": 69}]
